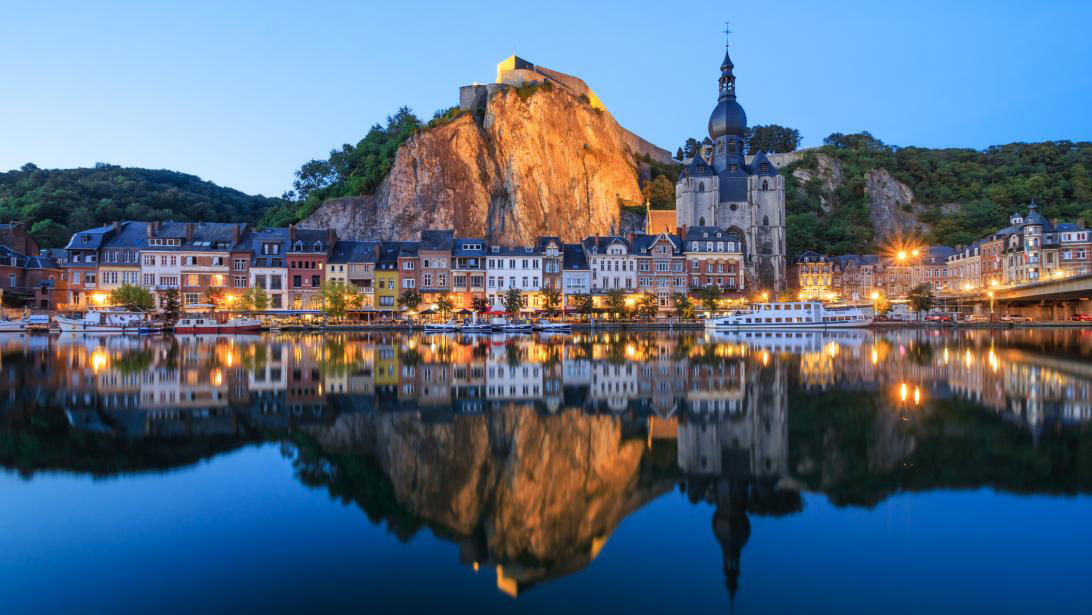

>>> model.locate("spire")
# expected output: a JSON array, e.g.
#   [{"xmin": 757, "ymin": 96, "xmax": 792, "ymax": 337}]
[{"xmin": 720, "ymin": 22, "xmax": 736, "ymax": 101}]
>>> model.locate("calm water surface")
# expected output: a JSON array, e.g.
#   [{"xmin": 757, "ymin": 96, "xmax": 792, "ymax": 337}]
[{"xmin": 2, "ymin": 328, "xmax": 1092, "ymax": 613}]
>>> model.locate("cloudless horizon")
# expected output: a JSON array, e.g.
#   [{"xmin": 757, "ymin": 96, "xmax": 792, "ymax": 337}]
[{"xmin": 3, "ymin": 0, "xmax": 1091, "ymax": 197}]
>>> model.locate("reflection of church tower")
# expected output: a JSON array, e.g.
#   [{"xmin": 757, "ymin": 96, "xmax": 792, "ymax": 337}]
[{"xmin": 712, "ymin": 479, "xmax": 751, "ymax": 601}]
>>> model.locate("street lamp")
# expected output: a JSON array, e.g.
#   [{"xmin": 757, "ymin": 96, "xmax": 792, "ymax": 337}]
[{"xmin": 987, "ymin": 290, "xmax": 995, "ymax": 319}]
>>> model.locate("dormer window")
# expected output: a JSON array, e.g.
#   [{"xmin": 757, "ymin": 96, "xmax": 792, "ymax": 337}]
[
  {"xmin": 294, "ymin": 240, "xmax": 303, "ymax": 251},
  {"xmin": 491, "ymin": 246, "xmax": 499, "ymax": 253},
  {"xmin": 313, "ymin": 241, "xmax": 322, "ymax": 251},
  {"xmin": 81, "ymin": 235, "xmax": 89, "ymax": 243},
  {"xmin": 730, "ymin": 164, "xmax": 738, "ymax": 172}
]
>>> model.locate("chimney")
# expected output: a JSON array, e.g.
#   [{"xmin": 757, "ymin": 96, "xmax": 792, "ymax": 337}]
[
  {"xmin": 146, "ymin": 222, "xmax": 153, "ymax": 238},
  {"xmin": 626, "ymin": 232, "xmax": 634, "ymax": 242},
  {"xmin": 289, "ymin": 224, "xmax": 297, "ymax": 243},
  {"xmin": 327, "ymin": 228, "xmax": 336, "ymax": 246},
  {"xmin": 112, "ymin": 220, "xmax": 121, "ymax": 233},
  {"xmin": 1078, "ymin": 216, "xmax": 1085, "ymax": 228},
  {"xmin": 185, "ymin": 222, "xmax": 194, "ymax": 242},
  {"xmin": 231, "ymin": 224, "xmax": 241, "ymax": 243}
]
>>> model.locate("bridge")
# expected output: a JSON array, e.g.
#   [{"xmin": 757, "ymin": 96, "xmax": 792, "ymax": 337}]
[{"xmin": 940, "ymin": 271, "xmax": 1092, "ymax": 319}]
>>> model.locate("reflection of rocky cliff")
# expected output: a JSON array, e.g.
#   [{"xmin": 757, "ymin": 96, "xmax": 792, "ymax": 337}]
[{"xmin": 296, "ymin": 405, "xmax": 673, "ymax": 593}]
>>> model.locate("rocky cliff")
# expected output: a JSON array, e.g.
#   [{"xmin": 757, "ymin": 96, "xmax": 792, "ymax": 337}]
[
  {"xmin": 302, "ymin": 85, "xmax": 657, "ymax": 244},
  {"xmin": 786, "ymin": 151, "xmax": 929, "ymax": 239}
]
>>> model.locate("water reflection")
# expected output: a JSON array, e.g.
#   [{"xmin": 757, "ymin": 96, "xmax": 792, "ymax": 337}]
[{"xmin": 2, "ymin": 328, "xmax": 1092, "ymax": 600}]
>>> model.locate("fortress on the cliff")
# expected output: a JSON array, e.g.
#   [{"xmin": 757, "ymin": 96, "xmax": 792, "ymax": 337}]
[{"xmin": 459, "ymin": 55, "xmax": 674, "ymax": 165}]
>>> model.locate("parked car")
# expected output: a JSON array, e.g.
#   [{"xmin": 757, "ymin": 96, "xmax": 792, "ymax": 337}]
[
  {"xmin": 1000, "ymin": 314, "xmax": 1031, "ymax": 323},
  {"xmin": 925, "ymin": 313, "xmax": 953, "ymax": 322},
  {"xmin": 963, "ymin": 314, "xmax": 989, "ymax": 323},
  {"xmin": 1070, "ymin": 313, "xmax": 1092, "ymax": 322},
  {"xmin": 873, "ymin": 314, "xmax": 901, "ymax": 322}
]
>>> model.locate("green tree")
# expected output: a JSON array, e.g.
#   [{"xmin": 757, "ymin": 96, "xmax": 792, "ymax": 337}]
[
  {"xmin": 321, "ymin": 282, "xmax": 363, "ymax": 320},
  {"xmin": 641, "ymin": 175, "xmax": 676, "ymax": 210},
  {"xmin": 398, "ymin": 288, "xmax": 422, "ymax": 312},
  {"xmin": 203, "ymin": 286, "xmax": 225, "ymax": 309},
  {"xmin": 907, "ymin": 283, "xmax": 935, "ymax": 320},
  {"xmin": 435, "ymin": 293, "xmax": 454, "ymax": 319},
  {"xmin": 571, "ymin": 293, "xmax": 593, "ymax": 317},
  {"xmin": 605, "ymin": 289, "xmax": 628, "ymax": 318},
  {"xmin": 695, "ymin": 285, "xmax": 721, "ymax": 313},
  {"xmin": 471, "ymin": 296, "xmax": 490, "ymax": 314},
  {"xmin": 636, "ymin": 292, "xmax": 659, "ymax": 319},
  {"xmin": 239, "ymin": 286, "xmax": 270, "ymax": 314},
  {"xmin": 541, "ymin": 286, "xmax": 561, "ymax": 313},
  {"xmin": 160, "ymin": 288, "xmax": 181, "ymax": 322},
  {"xmin": 503, "ymin": 288, "xmax": 523, "ymax": 316},
  {"xmin": 672, "ymin": 292, "xmax": 695, "ymax": 319},
  {"xmin": 109, "ymin": 284, "xmax": 154, "ymax": 312},
  {"xmin": 743, "ymin": 124, "xmax": 802, "ymax": 154}
]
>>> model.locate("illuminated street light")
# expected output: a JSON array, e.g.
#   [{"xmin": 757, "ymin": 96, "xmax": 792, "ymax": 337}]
[
  {"xmin": 92, "ymin": 292, "xmax": 108, "ymax": 306},
  {"xmin": 870, "ymin": 291, "xmax": 880, "ymax": 301}
]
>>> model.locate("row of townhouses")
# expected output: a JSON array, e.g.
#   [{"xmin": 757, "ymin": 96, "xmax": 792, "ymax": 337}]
[
  {"xmin": 789, "ymin": 201, "xmax": 1091, "ymax": 301},
  {"xmin": 0, "ymin": 221, "xmax": 753, "ymax": 313}
]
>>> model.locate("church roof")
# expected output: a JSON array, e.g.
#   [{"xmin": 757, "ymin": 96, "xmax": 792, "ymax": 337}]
[
  {"xmin": 646, "ymin": 210, "xmax": 676, "ymax": 235},
  {"xmin": 682, "ymin": 150, "xmax": 714, "ymax": 178},
  {"xmin": 750, "ymin": 151, "xmax": 780, "ymax": 177}
]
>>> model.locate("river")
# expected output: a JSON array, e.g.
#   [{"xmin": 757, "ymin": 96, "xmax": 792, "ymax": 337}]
[{"xmin": 1, "ymin": 328, "xmax": 1091, "ymax": 613}]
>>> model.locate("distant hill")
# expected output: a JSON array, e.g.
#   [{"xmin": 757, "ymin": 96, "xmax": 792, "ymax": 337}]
[
  {"xmin": 0, "ymin": 163, "xmax": 284, "ymax": 248},
  {"xmin": 781, "ymin": 136, "xmax": 1092, "ymax": 257}
]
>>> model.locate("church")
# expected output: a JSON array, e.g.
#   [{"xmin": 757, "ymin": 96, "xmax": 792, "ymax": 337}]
[{"xmin": 674, "ymin": 36, "xmax": 787, "ymax": 292}]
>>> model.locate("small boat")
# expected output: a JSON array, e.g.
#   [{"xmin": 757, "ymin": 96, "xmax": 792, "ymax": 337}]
[
  {"xmin": 175, "ymin": 317, "xmax": 262, "ymax": 334},
  {"xmin": 424, "ymin": 320, "xmax": 458, "ymax": 332},
  {"xmin": 458, "ymin": 320, "xmax": 492, "ymax": 333},
  {"xmin": 704, "ymin": 301, "xmax": 873, "ymax": 331},
  {"xmin": 56, "ymin": 310, "xmax": 146, "ymax": 334},
  {"xmin": 0, "ymin": 319, "xmax": 26, "ymax": 332},
  {"xmin": 25, "ymin": 315, "xmax": 52, "ymax": 333},
  {"xmin": 534, "ymin": 320, "xmax": 571, "ymax": 332},
  {"xmin": 500, "ymin": 319, "xmax": 533, "ymax": 333}
]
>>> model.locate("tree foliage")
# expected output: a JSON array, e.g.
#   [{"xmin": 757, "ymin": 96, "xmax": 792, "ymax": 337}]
[
  {"xmin": 262, "ymin": 107, "xmax": 425, "ymax": 227},
  {"xmin": 636, "ymin": 292, "xmax": 659, "ymax": 319},
  {"xmin": 435, "ymin": 293, "xmax": 454, "ymax": 319},
  {"xmin": 398, "ymin": 288, "xmax": 422, "ymax": 312},
  {"xmin": 160, "ymin": 288, "xmax": 181, "ymax": 322},
  {"xmin": 471, "ymin": 296, "xmax": 490, "ymax": 314},
  {"xmin": 743, "ymin": 124, "xmax": 802, "ymax": 154},
  {"xmin": 907, "ymin": 283, "xmax": 935, "ymax": 318},
  {"xmin": 503, "ymin": 288, "xmax": 523, "ymax": 316},
  {"xmin": 109, "ymin": 284, "xmax": 154, "ymax": 312},
  {"xmin": 240, "ymin": 286, "xmax": 270, "ymax": 314},
  {"xmin": 0, "ymin": 164, "xmax": 282, "ymax": 248},
  {"xmin": 605, "ymin": 289, "xmax": 627, "ymax": 318},
  {"xmin": 695, "ymin": 285, "xmax": 721, "ymax": 312},
  {"xmin": 541, "ymin": 286, "xmax": 561, "ymax": 313},
  {"xmin": 672, "ymin": 292, "xmax": 695, "ymax": 319},
  {"xmin": 321, "ymin": 282, "xmax": 362, "ymax": 319}
]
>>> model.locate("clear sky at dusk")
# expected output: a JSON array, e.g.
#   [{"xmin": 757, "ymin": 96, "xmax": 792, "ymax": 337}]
[{"xmin": 2, "ymin": 0, "xmax": 1090, "ymax": 197}]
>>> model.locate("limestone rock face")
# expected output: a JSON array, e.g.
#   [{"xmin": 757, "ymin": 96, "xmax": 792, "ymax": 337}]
[
  {"xmin": 302, "ymin": 86, "xmax": 651, "ymax": 244},
  {"xmin": 304, "ymin": 406, "xmax": 652, "ymax": 564},
  {"xmin": 790, "ymin": 153, "xmax": 843, "ymax": 214},
  {"xmin": 865, "ymin": 168, "xmax": 929, "ymax": 239}
]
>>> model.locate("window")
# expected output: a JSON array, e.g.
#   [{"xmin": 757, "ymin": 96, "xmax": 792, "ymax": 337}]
[
  {"xmin": 311, "ymin": 275, "xmax": 320, "ymax": 287},
  {"xmin": 184, "ymin": 293, "xmax": 200, "ymax": 305},
  {"xmin": 402, "ymin": 278, "xmax": 415, "ymax": 288},
  {"xmin": 293, "ymin": 275, "xmax": 302, "ymax": 288},
  {"xmin": 438, "ymin": 273, "xmax": 446, "ymax": 286},
  {"xmin": 7, "ymin": 274, "xmax": 14, "ymax": 288},
  {"xmin": 423, "ymin": 273, "xmax": 432, "ymax": 287},
  {"xmin": 255, "ymin": 275, "xmax": 267, "ymax": 289},
  {"xmin": 233, "ymin": 258, "xmax": 246, "ymax": 271},
  {"xmin": 403, "ymin": 261, "xmax": 415, "ymax": 270},
  {"xmin": 270, "ymin": 276, "xmax": 282, "ymax": 290},
  {"xmin": 233, "ymin": 276, "xmax": 246, "ymax": 288}
]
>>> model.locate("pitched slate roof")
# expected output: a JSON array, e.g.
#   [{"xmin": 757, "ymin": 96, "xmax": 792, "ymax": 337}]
[
  {"xmin": 329, "ymin": 240, "xmax": 379, "ymax": 264},
  {"xmin": 562, "ymin": 243, "xmax": 589, "ymax": 270}
]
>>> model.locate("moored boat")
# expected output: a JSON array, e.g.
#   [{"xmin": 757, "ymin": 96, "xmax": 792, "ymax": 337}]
[
  {"xmin": 534, "ymin": 320, "xmax": 571, "ymax": 332},
  {"xmin": 175, "ymin": 317, "xmax": 262, "ymax": 334},
  {"xmin": 0, "ymin": 319, "xmax": 26, "ymax": 332},
  {"xmin": 704, "ymin": 301, "xmax": 872, "ymax": 330},
  {"xmin": 424, "ymin": 320, "xmax": 458, "ymax": 332},
  {"xmin": 56, "ymin": 310, "xmax": 146, "ymax": 334}
]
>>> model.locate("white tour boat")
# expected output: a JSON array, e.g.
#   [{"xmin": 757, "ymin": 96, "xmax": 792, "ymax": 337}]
[
  {"xmin": 534, "ymin": 320, "xmax": 572, "ymax": 332},
  {"xmin": 0, "ymin": 318, "xmax": 26, "ymax": 332},
  {"xmin": 423, "ymin": 320, "xmax": 458, "ymax": 333},
  {"xmin": 704, "ymin": 301, "xmax": 873, "ymax": 331},
  {"xmin": 56, "ymin": 310, "xmax": 146, "ymax": 334}
]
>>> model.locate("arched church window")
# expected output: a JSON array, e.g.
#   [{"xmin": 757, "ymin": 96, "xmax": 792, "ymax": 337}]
[
  {"xmin": 698, "ymin": 182, "xmax": 705, "ymax": 193},
  {"xmin": 718, "ymin": 141, "xmax": 724, "ymax": 154},
  {"xmin": 763, "ymin": 215, "xmax": 769, "ymax": 226},
  {"xmin": 699, "ymin": 217, "xmax": 706, "ymax": 226},
  {"xmin": 727, "ymin": 141, "xmax": 735, "ymax": 153},
  {"xmin": 762, "ymin": 180, "xmax": 769, "ymax": 190}
]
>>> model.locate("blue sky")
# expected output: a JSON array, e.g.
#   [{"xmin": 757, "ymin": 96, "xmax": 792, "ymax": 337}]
[{"xmin": 2, "ymin": 0, "xmax": 1090, "ymax": 197}]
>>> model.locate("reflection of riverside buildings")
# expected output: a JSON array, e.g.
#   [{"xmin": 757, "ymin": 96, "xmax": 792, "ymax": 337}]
[{"xmin": 4, "ymin": 330, "xmax": 1092, "ymax": 600}]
